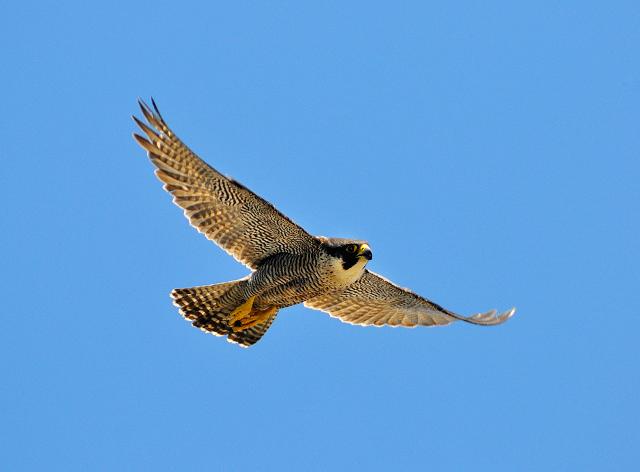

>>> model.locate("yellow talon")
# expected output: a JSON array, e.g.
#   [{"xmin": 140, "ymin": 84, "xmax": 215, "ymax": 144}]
[
  {"xmin": 230, "ymin": 305, "xmax": 278, "ymax": 332},
  {"xmin": 228, "ymin": 295, "xmax": 256, "ymax": 327}
]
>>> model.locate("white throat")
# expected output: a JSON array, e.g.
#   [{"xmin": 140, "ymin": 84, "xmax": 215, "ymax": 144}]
[{"xmin": 329, "ymin": 256, "xmax": 367, "ymax": 288}]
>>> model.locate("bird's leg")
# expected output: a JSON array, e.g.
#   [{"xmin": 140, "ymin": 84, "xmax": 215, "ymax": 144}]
[
  {"xmin": 230, "ymin": 306, "xmax": 278, "ymax": 332},
  {"xmin": 228, "ymin": 295, "xmax": 256, "ymax": 329}
]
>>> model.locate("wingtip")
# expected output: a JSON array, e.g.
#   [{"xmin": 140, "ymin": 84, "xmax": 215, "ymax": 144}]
[
  {"xmin": 137, "ymin": 97, "xmax": 154, "ymax": 118},
  {"xmin": 493, "ymin": 306, "xmax": 516, "ymax": 324},
  {"xmin": 150, "ymin": 96, "xmax": 162, "ymax": 117},
  {"xmin": 132, "ymin": 132, "xmax": 151, "ymax": 148},
  {"xmin": 137, "ymin": 97, "xmax": 147, "ymax": 112},
  {"xmin": 463, "ymin": 305, "xmax": 516, "ymax": 326}
]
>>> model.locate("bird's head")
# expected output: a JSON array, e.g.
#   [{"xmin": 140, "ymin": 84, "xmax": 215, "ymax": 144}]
[{"xmin": 319, "ymin": 237, "xmax": 373, "ymax": 270}]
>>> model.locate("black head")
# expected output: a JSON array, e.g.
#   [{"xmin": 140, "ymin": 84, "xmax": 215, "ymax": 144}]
[{"xmin": 319, "ymin": 237, "xmax": 373, "ymax": 270}]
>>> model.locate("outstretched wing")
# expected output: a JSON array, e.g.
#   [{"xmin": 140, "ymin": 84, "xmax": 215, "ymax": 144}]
[
  {"xmin": 304, "ymin": 270, "xmax": 515, "ymax": 327},
  {"xmin": 133, "ymin": 99, "xmax": 318, "ymax": 269}
]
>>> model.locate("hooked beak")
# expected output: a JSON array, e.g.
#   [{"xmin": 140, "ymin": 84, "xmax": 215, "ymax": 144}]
[{"xmin": 358, "ymin": 243, "xmax": 373, "ymax": 260}]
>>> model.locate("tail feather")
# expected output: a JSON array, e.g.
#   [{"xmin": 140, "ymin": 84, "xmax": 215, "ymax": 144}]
[
  {"xmin": 227, "ymin": 312, "xmax": 279, "ymax": 346},
  {"xmin": 170, "ymin": 280, "xmax": 277, "ymax": 347}
]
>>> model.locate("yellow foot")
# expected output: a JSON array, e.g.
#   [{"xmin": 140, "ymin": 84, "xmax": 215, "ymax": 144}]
[
  {"xmin": 228, "ymin": 296, "xmax": 256, "ymax": 327},
  {"xmin": 230, "ymin": 306, "xmax": 278, "ymax": 332}
]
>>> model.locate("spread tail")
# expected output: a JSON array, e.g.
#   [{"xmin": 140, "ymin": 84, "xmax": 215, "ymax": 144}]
[{"xmin": 170, "ymin": 280, "xmax": 278, "ymax": 347}]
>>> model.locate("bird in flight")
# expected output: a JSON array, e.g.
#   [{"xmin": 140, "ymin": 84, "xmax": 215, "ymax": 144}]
[{"xmin": 133, "ymin": 99, "xmax": 515, "ymax": 347}]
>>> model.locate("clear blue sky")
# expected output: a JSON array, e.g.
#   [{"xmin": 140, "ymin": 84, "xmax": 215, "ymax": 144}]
[{"xmin": 2, "ymin": 1, "xmax": 638, "ymax": 470}]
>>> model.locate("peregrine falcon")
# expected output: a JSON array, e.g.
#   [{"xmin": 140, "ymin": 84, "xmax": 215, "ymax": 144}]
[{"xmin": 133, "ymin": 99, "xmax": 515, "ymax": 347}]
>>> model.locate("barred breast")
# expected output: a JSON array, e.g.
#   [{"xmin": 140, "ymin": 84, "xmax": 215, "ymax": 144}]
[
  {"xmin": 246, "ymin": 250, "xmax": 364, "ymax": 309},
  {"xmin": 246, "ymin": 251, "xmax": 323, "ymax": 309}
]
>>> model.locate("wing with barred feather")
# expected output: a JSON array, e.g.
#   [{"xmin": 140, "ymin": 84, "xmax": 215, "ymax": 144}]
[
  {"xmin": 304, "ymin": 270, "xmax": 515, "ymax": 327},
  {"xmin": 133, "ymin": 99, "xmax": 318, "ymax": 269}
]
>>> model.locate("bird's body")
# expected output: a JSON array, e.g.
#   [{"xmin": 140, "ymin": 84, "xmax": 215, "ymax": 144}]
[
  {"xmin": 133, "ymin": 99, "xmax": 514, "ymax": 347},
  {"xmin": 243, "ymin": 241, "xmax": 370, "ymax": 311}
]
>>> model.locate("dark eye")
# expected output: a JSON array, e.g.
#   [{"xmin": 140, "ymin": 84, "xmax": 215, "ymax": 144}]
[{"xmin": 346, "ymin": 244, "xmax": 358, "ymax": 254}]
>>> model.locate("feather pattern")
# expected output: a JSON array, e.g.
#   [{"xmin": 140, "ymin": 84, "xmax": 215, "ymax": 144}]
[
  {"xmin": 133, "ymin": 99, "xmax": 317, "ymax": 269},
  {"xmin": 305, "ymin": 270, "xmax": 515, "ymax": 327},
  {"xmin": 133, "ymin": 99, "xmax": 515, "ymax": 347}
]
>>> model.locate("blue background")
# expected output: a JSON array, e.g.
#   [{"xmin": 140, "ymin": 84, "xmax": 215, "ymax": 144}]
[{"xmin": 2, "ymin": 1, "xmax": 638, "ymax": 470}]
